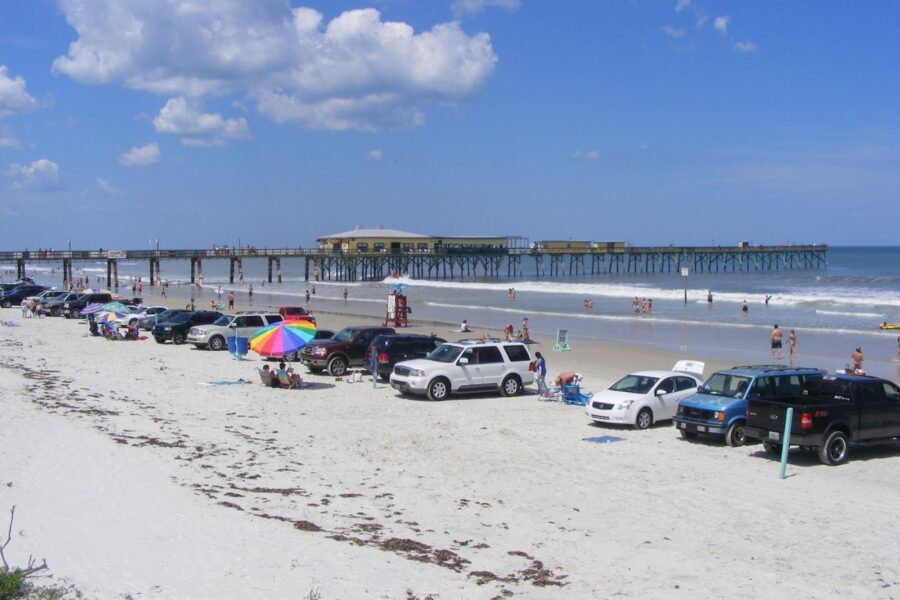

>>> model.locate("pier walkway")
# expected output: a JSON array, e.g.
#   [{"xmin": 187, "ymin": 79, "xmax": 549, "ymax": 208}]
[{"xmin": 0, "ymin": 244, "xmax": 828, "ymax": 288}]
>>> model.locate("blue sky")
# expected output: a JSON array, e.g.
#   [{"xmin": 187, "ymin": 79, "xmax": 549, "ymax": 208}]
[{"xmin": 1, "ymin": 0, "xmax": 898, "ymax": 249}]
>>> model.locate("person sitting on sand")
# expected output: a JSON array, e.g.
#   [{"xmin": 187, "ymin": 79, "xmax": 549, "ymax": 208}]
[
  {"xmin": 276, "ymin": 362, "xmax": 302, "ymax": 387},
  {"xmin": 460, "ymin": 320, "xmax": 471, "ymax": 332}
]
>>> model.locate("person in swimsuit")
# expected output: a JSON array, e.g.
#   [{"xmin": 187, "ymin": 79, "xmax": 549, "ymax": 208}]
[
  {"xmin": 789, "ymin": 330, "xmax": 797, "ymax": 363},
  {"xmin": 742, "ymin": 299, "xmax": 749, "ymax": 314},
  {"xmin": 851, "ymin": 347, "xmax": 864, "ymax": 372},
  {"xmin": 896, "ymin": 337, "xmax": 900, "ymax": 362},
  {"xmin": 770, "ymin": 324, "xmax": 783, "ymax": 363}
]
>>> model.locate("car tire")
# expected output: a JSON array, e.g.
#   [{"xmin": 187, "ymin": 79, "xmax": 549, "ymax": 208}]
[
  {"xmin": 51, "ymin": 307, "xmax": 61, "ymax": 317},
  {"xmin": 679, "ymin": 429, "xmax": 698, "ymax": 440},
  {"xmin": 173, "ymin": 332, "xmax": 186, "ymax": 345},
  {"xmin": 635, "ymin": 407, "xmax": 653, "ymax": 430},
  {"xmin": 71, "ymin": 309, "xmax": 81, "ymax": 319},
  {"xmin": 500, "ymin": 375, "xmax": 521, "ymax": 397},
  {"xmin": 725, "ymin": 421, "xmax": 747, "ymax": 447},
  {"xmin": 327, "ymin": 356, "xmax": 347, "ymax": 377},
  {"xmin": 762, "ymin": 440, "xmax": 782, "ymax": 456},
  {"xmin": 2, "ymin": 300, "xmax": 11, "ymax": 309},
  {"xmin": 208, "ymin": 336, "xmax": 226, "ymax": 351},
  {"xmin": 378, "ymin": 374, "xmax": 390, "ymax": 383},
  {"xmin": 818, "ymin": 430, "xmax": 849, "ymax": 466},
  {"xmin": 154, "ymin": 336, "xmax": 165, "ymax": 344},
  {"xmin": 427, "ymin": 377, "xmax": 450, "ymax": 401}
]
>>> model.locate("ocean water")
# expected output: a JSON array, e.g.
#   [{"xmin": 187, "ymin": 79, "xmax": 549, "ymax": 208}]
[{"xmin": 7, "ymin": 246, "xmax": 900, "ymax": 379}]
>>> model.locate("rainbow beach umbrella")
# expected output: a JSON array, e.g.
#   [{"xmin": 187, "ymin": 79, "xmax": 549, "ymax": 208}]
[
  {"xmin": 250, "ymin": 320, "xmax": 317, "ymax": 357},
  {"xmin": 95, "ymin": 311, "xmax": 127, "ymax": 323}
]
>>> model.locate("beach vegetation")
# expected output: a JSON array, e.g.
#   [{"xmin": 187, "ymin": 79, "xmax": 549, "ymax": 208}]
[{"xmin": 1, "ymin": 506, "xmax": 49, "ymax": 600}]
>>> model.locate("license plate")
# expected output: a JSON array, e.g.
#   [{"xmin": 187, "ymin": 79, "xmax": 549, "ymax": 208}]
[
  {"xmin": 697, "ymin": 426, "xmax": 706, "ymax": 432},
  {"xmin": 596, "ymin": 416, "xmax": 609, "ymax": 421},
  {"xmin": 768, "ymin": 431, "xmax": 780, "ymax": 441},
  {"xmin": 677, "ymin": 422, "xmax": 685, "ymax": 429}
]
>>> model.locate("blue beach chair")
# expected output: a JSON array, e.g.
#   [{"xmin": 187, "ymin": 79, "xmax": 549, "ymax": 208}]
[{"xmin": 562, "ymin": 384, "xmax": 592, "ymax": 406}]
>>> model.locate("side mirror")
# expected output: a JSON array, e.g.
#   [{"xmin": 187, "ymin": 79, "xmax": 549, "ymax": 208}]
[
  {"xmin": 458, "ymin": 357, "xmax": 469, "ymax": 365},
  {"xmin": 748, "ymin": 392, "xmax": 761, "ymax": 401},
  {"xmin": 655, "ymin": 388, "xmax": 666, "ymax": 396}
]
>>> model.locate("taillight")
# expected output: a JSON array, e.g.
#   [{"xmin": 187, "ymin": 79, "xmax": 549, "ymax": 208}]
[
  {"xmin": 378, "ymin": 353, "xmax": 389, "ymax": 363},
  {"xmin": 801, "ymin": 412, "xmax": 812, "ymax": 430}
]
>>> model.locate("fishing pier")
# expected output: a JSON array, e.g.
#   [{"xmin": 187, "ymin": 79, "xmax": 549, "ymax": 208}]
[{"xmin": 1, "ymin": 242, "xmax": 828, "ymax": 288}]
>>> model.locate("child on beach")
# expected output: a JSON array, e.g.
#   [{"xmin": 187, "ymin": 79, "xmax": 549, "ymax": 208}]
[{"xmin": 789, "ymin": 330, "xmax": 797, "ymax": 362}]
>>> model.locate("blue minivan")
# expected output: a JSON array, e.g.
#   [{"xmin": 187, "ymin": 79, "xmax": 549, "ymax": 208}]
[{"xmin": 673, "ymin": 365, "xmax": 824, "ymax": 447}]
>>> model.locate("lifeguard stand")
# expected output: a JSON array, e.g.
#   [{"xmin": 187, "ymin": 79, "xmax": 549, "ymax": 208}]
[{"xmin": 384, "ymin": 292, "xmax": 409, "ymax": 327}]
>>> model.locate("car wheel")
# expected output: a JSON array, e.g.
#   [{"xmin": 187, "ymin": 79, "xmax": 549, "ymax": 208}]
[
  {"xmin": 427, "ymin": 377, "xmax": 450, "ymax": 401},
  {"xmin": 71, "ymin": 309, "xmax": 81, "ymax": 319},
  {"xmin": 51, "ymin": 307, "xmax": 61, "ymax": 317},
  {"xmin": 173, "ymin": 332, "xmax": 186, "ymax": 345},
  {"xmin": 818, "ymin": 430, "xmax": 849, "ymax": 466},
  {"xmin": 154, "ymin": 336, "xmax": 166, "ymax": 344},
  {"xmin": 208, "ymin": 336, "xmax": 226, "ymax": 351},
  {"xmin": 635, "ymin": 407, "xmax": 653, "ymax": 430},
  {"xmin": 679, "ymin": 429, "xmax": 698, "ymax": 440},
  {"xmin": 2, "ymin": 300, "xmax": 11, "ymax": 309},
  {"xmin": 762, "ymin": 440, "xmax": 782, "ymax": 456},
  {"xmin": 725, "ymin": 421, "xmax": 747, "ymax": 447},
  {"xmin": 500, "ymin": 375, "xmax": 521, "ymax": 397},
  {"xmin": 327, "ymin": 356, "xmax": 347, "ymax": 377}
]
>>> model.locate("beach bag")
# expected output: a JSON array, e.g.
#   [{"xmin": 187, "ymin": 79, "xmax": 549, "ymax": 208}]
[{"xmin": 528, "ymin": 361, "xmax": 536, "ymax": 372}]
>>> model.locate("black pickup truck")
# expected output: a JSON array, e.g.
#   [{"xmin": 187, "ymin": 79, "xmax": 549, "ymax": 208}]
[{"xmin": 745, "ymin": 374, "xmax": 900, "ymax": 465}]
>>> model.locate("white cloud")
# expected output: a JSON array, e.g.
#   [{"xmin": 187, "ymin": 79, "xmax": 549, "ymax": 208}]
[
  {"xmin": 0, "ymin": 125, "xmax": 21, "ymax": 149},
  {"xmin": 452, "ymin": 0, "xmax": 521, "ymax": 16},
  {"xmin": 661, "ymin": 25, "xmax": 685, "ymax": 39},
  {"xmin": 119, "ymin": 143, "xmax": 160, "ymax": 167},
  {"xmin": 713, "ymin": 16, "xmax": 729, "ymax": 35},
  {"xmin": 6, "ymin": 159, "xmax": 62, "ymax": 191},
  {"xmin": 52, "ymin": 2, "xmax": 498, "ymax": 131},
  {"xmin": 572, "ymin": 150, "xmax": 600, "ymax": 160},
  {"xmin": 95, "ymin": 177, "xmax": 120, "ymax": 195},
  {"xmin": 367, "ymin": 148, "xmax": 383, "ymax": 161},
  {"xmin": 0, "ymin": 65, "xmax": 38, "ymax": 118},
  {"xmin": 675, "ymin": 0, "xmax": 691, "ymax": 11},
  {"xmin": 733, "ymin": 41, "xmax": 758, "ymax": 53},
  {"xmin": 153, "ymin": 97, "xmax": 250, "ymax": 147}
]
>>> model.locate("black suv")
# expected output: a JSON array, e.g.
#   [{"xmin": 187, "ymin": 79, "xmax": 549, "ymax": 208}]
[
  {"xmin": 44, "ymin": 292, "xmax": 82, "ymax": 317},
  {"xmin": 0, "ymin": 285, "xmax": 48, "ymax": 308},
  {"xmin": 369, "ymin": 334, "xmax": 446, "ymax": 381},
  {"xmin": 152, "ymin": 310, "xmax": 222, "ymax": 344},
  {"xmin": 63, "ymin": 293, "xmax": 114, "ymax": 318},
  {"xmin": 300, "ymin": 326, "xmax": 396, "ymax": 376}
]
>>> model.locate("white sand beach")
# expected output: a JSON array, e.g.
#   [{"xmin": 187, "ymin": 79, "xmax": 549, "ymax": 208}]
[{"xmin": 1, "ymin": 303, "xmax": 898, "ymax": 599}]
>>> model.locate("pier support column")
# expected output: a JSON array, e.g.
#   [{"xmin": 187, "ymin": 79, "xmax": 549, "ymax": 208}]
[
  {"xmin": 236, "ymin": 258, "xmax": 243, "ymax": 284},
  {"xmin": 267, "ymin": 257, "xmax": 273, "ymax": 283},
  {"xmin": 190, "ymin": 258, "xmax": 197, "ymax": 284},
  {"xmin": 62, "ymin": 258, "xmax": 71, "ymax": 288},
  {"xmin": 276, "ymin": 257, "xmax": 282, "ymax": 283},
  {"xmin": 304, "ymin": 257, "xmax": 309, "ymax": 281},
  {"xmin": 16, "ymin": 258, "xmax": 25, "ymax": 280},
  {"xmin": 196, "ymin": 258, "xmax": 203, "ymax": 286},
  {"xmin": 229, "ymin": 258, "xmax": 235, "ymax": 284},
  {"xmin": 107, "ymin": 259, "xmax": 119, "ymax": 289}
]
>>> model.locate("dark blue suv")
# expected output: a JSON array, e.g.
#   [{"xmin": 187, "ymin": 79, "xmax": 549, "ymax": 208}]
[{"xmin": 673, "ymin": 365, "xmax": 825, "ymax": 447}]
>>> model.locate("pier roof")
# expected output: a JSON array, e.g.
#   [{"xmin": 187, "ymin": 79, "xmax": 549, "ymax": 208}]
[{"xmin": 319, "ymin": 228, "xmax": 429, "ymax": 239}]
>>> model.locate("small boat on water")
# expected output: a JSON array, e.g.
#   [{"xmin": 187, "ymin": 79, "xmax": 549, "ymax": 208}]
[{"xmin": 879, "ymin": 322, "xmax": 900, "ymax": 330}]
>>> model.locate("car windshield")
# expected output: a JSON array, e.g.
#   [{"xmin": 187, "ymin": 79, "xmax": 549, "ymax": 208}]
[
  {"xmin": 331, "ymin": 328, "xmax": 358, "ymax": 343},
  {"xmin": 698, "ymin": 373, "xmax": 752, "ymax": 398},
  {"xmin": 427, "ymin": 344, "xmax": 464, "ymax": 363},
  {"xmin": 213, "ymin": 315, "xmax": 234, "ymax": 326},
  {"xmin": 170, "ymin": 312, "xmax": 193, "ymax": 323},
  {"xmin": 610, "ymin": 375, "xmax": 659, "ymax": 394}
]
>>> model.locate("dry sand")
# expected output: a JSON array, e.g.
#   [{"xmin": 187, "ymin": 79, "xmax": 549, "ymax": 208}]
[{"xmin": 1, "ymin": 299, "xmax": 898, "ymax": 599}]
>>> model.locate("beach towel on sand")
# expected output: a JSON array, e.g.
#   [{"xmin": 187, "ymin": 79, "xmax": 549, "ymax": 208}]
[
  {"xmin": 197, "ymin": 379, "xmax": 250, "ymax": 386},
  {"xmin": 583, "ymin": 436, "xmax": 625, "ymax": 444}
]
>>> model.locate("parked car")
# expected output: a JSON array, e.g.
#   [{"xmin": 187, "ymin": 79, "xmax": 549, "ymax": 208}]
[
  {"xmin": 673, "ymin": 365, "xmax": 824, "ymax": 447},
  {"xmin": 43, "ymin": 292, "xmax": 81, "ymax": 317},
  {"xmin": 152, "ymin": 311, "xmax": 222, "ymax": 344},
  {"xmin": 112, "ymin": 305, "xmax": 167, "ymax": 328},
  {"xmin": 744, "ymin": 374, "xmax": 900, "ymax": 465},
  {"xmin": 585, "ymin": 361, "xmax": 705, "ymax": 429},
  {"xmin": 138, "ymin": 308, "xmax": 186, "ymax": 330},
  {"xmin": 299, "ymin": 326, "xmax": 396, "ymax": 376},
  {"xmin": 390, "ymin": 339, "xmax": 534, "ymax": 401},
  {"xmin": 277, "ymin": 306, "xmax": 316, "ymax": 325},
  {"xmin": 188, "ymin": 312, "xmax": 283, "ymax": 350},
  {"xmin": 369, "ymin": 334, "xmax": 447, "ymax": 382},
  {"xmin": 28, "ymin": 289, "xmax": 63, "ymax": 304},
  {"xmin": 62, "ymin": 292, "xmax": 113, "ymax": 318},
  {"xmin": 0, "ymin": 284, "xmax": 48, "ymax": 308}
]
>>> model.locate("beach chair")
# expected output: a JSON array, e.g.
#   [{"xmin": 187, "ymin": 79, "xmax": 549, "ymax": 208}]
[
  {"xmin": 258, "ymin": 368, "xmax": 274, "ymax": 387},
  {"xmin": 277, "ymin": 372, "xmax": 302, "ymax": 389},
  {"xmin": 535, "ymin": 377, "xmax": 554, "ymax": 400},
  {"xmin": 562, "ymin": 384, "xmax": 592, "ymax": 406}
]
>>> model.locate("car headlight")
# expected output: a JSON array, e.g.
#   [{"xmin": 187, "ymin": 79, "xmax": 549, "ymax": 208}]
[
  {"xmin": 616, "ymin": 399, "xmax": 635, "ymax": 410},
  {"xmin": 413, "ymin": 369, "xmax": 427, "ymax": 377},
  {"xmin": 164, "ymin": 326, "xmax": 172, "ymax": 331},
  {"xmin": 677, "ymin": 405, "xmax": 684, "ymax": 414},
  {"xmin": 313, "ymin": 347, "xmax": 327, "ymax": 357},
  {"xmin": 714, "ymin": 411, "xmax": 725, "ymax": 421}
]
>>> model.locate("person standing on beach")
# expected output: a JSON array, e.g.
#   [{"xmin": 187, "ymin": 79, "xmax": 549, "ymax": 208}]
[
  {"xmin": 343, "ymin": 288, "xmax": 348, "ymax": 302},
  {"xmin": 305, "ymin": 289, "xmax": 311, "ymax": 305},
  {"xmin": 765, "ymin": 294, "xmax": 772, "ymax": 306},
  {"xmin": 707, "ymin": 290, "xmax": 713, "ymax": 303},
  {"xmin": 851, "ymin": 347, "xmax": 864, "ymax": 372},
  {"xmin": 896, "ymin": 336, "xmax": 900, "ymax": 363},
  {"xmin": 789, "ymin": 329, "xmax": 797, "ymax": 363},
  {"xmin": 248, "ymin": 284, "xmax": 253, "ymax": 302},
  {"xmin": 227, "ymin": 291, "xmax": 234, "ymax": 309},
  {"xmin": 770, "ymin": 324, "xmax": 783, "ymax": 363},
  {"xmin": 522, "ymin": 317, "xmax": 530, "ymax": 340},
  {"xmin": 742, "ymin": 299, "xmax": 749, "ymax": 314}
]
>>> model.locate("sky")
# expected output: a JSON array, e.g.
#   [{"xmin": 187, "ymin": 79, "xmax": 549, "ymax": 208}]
[{"xmin": 1, "ymin": 0, "xmax": 898, "ymax": 250}]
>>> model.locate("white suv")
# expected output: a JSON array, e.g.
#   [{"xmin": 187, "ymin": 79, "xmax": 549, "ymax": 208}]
[
  {"xmin": 188, "ymin": 312, "xmax": 282, "ymax": 350},
  {"xmin": 390, "ymin": 340, "xmax": 534, "ymax": 401}
]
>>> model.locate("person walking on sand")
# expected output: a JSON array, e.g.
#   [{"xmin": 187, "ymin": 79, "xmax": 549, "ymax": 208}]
[
  {"xmin": 248, "ymin": 284, "xmax": 253, "ymax": 301},
  {"xmin": 789, "ymin": 329, "xmax": 797, "ymax": 363},
  {"xmin": 305, "ymin": 289, "xmax": 310, "ymax": 305},
  {"xmin": 227, "ymin": 291, "xmax": 234, "ymax": 310},
  {"xmin": 770, "ymin": 324, "xmax": 783, "ymax": 363},
  {"xmin": 851, "ymin": 347, "xmax": 864, "ymax": 372}
]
